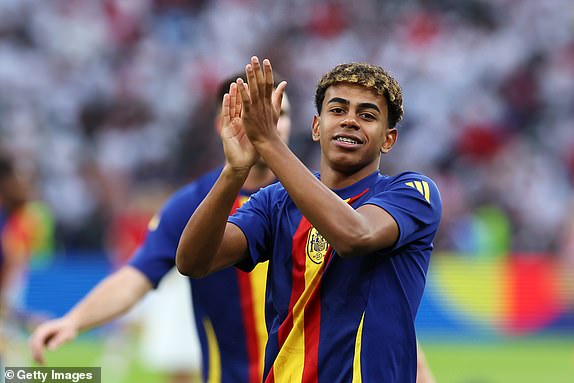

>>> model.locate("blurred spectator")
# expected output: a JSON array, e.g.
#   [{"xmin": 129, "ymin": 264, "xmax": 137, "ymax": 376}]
[
  {"xmin": 0, "ymin": 150, "xmax": 54, "ymax": 365},
  {"xmin": 0, "ymin": 0, "xmax": 572, "ymax": 256}
]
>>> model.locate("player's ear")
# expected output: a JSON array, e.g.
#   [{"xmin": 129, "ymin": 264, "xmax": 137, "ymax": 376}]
[
  {"xmin": 312, "ymin": 115, "xmax": 320, "ymax": 142},
  {"xmin": 380, "ymin": 128, "xmax": 397, "ymax": 153}
]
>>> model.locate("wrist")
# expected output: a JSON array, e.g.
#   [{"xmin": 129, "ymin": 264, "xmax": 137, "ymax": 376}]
[
  {"xmin": 63, "ymin": 312, "xmax": 83, "ymax": 332},
  {"xmin": 222, "ymin": 163, "xmax": 251, "ymax": 182}
]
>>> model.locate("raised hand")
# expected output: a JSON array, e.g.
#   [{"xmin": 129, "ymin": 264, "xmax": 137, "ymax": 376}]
[
  {"xmin": 220, "ymin": 82, "xmax": 259, "ymax": 173},
  {"xmin": 237, "ymin": 56, "xmax": 287, "ymax": 145}
]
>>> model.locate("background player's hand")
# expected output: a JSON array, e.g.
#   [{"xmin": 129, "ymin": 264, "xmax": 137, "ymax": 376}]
[
  {"xmin": 221, "ymin": 82, "xmax": 259, "ymax": 173},
  {"xmin": 29, "ymin": 317, "xmax": 79, "ymax": 365},
  {"xmin": 238, "ymin": 56, "xmax": 287, "ymax": 145}
]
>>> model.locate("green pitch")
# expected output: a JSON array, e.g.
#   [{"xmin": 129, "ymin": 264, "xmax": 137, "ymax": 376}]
[
  {"xmin": 7, "ymin": 335, "xmax": 574, "ymax": 382},
  {"xmin": 424, "ymin": 337, "xmax": 574, "ymax": 383}
]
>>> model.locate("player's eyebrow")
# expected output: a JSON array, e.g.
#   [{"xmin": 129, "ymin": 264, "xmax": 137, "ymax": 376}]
[{"xmin": 327, "ymin": 97, "xmax": 381, "ymax": 113}]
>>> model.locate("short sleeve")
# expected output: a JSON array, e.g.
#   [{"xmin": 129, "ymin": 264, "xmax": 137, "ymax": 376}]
[
  {"xmin": 227, "ymin": 185, "xmax": 275, "ymax": 271},
  {"xmin": 129, "ymin": 184, "xmax": 205, "ymax": 287},
  {"xmin": 365, "ymin": 173, "xmax": 442, "ymax": 251}
]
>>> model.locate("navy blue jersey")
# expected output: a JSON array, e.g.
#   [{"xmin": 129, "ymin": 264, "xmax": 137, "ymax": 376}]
[
  {"xmin": 228, "ymin": 170, "xmax": 442, "ymax": 383},
  {"xmin": 130, "ymin": 167, "xmax": 268, "ymax": 383}
]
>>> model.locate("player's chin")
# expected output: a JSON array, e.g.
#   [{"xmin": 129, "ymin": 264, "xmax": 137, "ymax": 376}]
[{"xmin": 329, "ymin": 153, "xmax": 375, "ymax": 174}]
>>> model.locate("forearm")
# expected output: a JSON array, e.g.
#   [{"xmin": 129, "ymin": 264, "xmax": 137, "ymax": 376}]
[
  {"xmin": 255, "ymin": 139, "xmax": 373, "ymax": 256},
  {"xmin": 176, "ymin": 165, "xmax": 248, "ymax": 277},
  {"xmin": 64, "ymin": 266, "xmax": 151, "ymax": 332}
]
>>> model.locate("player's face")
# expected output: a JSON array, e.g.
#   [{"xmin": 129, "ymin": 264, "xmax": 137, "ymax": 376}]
[{"xmin": 312, "ymin": 84, "xmax": 396, "ymax": 176}]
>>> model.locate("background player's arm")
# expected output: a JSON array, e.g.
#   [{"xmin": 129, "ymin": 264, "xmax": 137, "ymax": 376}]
[
  {"xmin": 239, "ymin": 58, "xmax": 398, "ymax": 257},
  {"xmin": 29, "ymin": 265, "xmax": 152, "ymax": 364}
]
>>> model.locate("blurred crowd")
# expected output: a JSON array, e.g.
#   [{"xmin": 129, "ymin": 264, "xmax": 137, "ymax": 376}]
[{"xmin": 0, "ymin": 0, "xmax": 573, "ymax": 258}]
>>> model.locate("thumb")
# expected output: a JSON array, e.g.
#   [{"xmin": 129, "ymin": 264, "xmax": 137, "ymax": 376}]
[{"xmin": 272, "ymin": 81, "xmax": 287, "ymax": 113}]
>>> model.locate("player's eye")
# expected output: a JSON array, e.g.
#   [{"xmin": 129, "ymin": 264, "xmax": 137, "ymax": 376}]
[
  {"xmin": 359, "ymin": 112, "xmax": 376, "ymax": 120},
  {"xmin": 330, "ymin": 107, "xmax": 345, "ymax": 114}
]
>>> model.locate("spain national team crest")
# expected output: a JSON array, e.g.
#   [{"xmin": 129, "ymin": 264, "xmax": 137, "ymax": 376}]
[{"xmin": 306, "ymin": 227, "xmax": 329, "ymax": 264}]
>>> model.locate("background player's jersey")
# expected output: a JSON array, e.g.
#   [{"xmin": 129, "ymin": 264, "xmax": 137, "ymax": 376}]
[
  {"xmin": 228, "ymin": 170, "xmax": 442, "ymax": 383},
  {"xmin": 130, "ymin": 167, "xmax": 268, "ymax": 383}
]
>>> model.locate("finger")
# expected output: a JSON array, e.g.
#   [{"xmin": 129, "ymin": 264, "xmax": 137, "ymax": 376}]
[
  {"xmin": 235, "ymin": 83, "xmax": 242, "ymax": 116},
  {"xmin": 222, "ymin": 93, "xmax": 230, "ymax": 125},
  {"xmin": 229, "ymin": 83, "xmax": 237, "ymax": 117},
  {"xmin": 29, "ymin": 334, "xmax": 47, "ymax": 364},
  {"xmin": 263, "ymin": 59, "xmax": 274, "ymax": 100},
  {"xmin": 30, "ymin": 328, "xmax": 54, "ymax": 365},
  {"xmin": 272, "ymin": 80, "xmax": 288, "ymax": 113},
  {"xmin": 251, "ymin": 56, "xmax": 265, "ymax": 95},
  {"xmin": 237, "ymin": 78, "xmax": 251, "ymax": 112},
  {"xmin": 245, "ymin": 62, "xmax": 258, "ymax": 100}
]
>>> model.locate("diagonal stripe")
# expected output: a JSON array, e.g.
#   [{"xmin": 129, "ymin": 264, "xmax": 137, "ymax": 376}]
[
  {"xmin": 271, "ymin": 188, "xmax": 370, "ymax": 383},
  {"xmin": 352, "ymin": 312, "xmax": 366, "ymax": 383},
  {"xmin": 203, "ymin": 318, "xmax": 221, "ymax": 383},
  {"xmin": 250, "ymin": 262, "xmax": 269, "ymax": 380},
  {"xmin": 273, "ymin": 217, "xmax": 310, "ymax": 382},
  {"xmin": 422, "ymin": 181, "xmax": 430, "ymax": 202},
  {"xmin": 414, "ymin": 180, "xmax": 424, "ymax": 195},
  {"xmin": 237, "ymin": 269, "xmax": 262, "ymax": 383},
  {"xmin": 405, "ymin": 181, "xmax": 431, "ymax": 202},
  {"xmin": 274, "ymin": 217, "xmax": 320, "ymax": 383}
]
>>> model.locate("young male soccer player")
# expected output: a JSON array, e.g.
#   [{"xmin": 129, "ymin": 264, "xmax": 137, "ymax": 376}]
[
  {"xmin": 29, "ymin": 72, "xmax": 292, "ymax": 383},
  {"xmin": 177, "ymin": 57, "xmax": 442, "ymax": 382}
]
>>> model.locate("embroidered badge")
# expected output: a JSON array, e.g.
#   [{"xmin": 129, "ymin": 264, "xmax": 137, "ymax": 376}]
[{"xmin": 306, "ymin": 227, "xmax": 329, "ymax": 264}]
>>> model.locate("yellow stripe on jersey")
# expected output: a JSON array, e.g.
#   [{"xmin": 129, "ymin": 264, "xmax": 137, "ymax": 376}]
[
  {"xmin": 405, "ymin": 181, "xmax": 430, "ymax": 203},
  {"xmin": 352, "ymin": 312, "xmax": 366, "ymax": 383},
  {"xmin": 203, "ymin": 318, "xmax": 221, "ymax": 383},
  {"xmin": 250, "ymin": 261, "xmax": 269, "ymax": 380},
  {"xmin": 274, "ymin": 237, "xmax": 325, "ymax": 382}
]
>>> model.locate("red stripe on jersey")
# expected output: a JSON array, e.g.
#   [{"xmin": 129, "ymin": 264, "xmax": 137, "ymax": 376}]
[
  {"xmin": 233, "ymin": 195, "xmax": 262, "ymax": 383},
  {"xmin": 265, "ymin": 366, "xmax": 275, "ymax": 383},
  {"xmin": 277, "ymin": 217, "xmax": 311, "ymax": 346},
  {"xmin": 237, "ymin": 270, "xmax": 261, "ymax": 383},
  {"xmin": 301, "ymin": 247, "xmax": 333, "ymax": 382}
]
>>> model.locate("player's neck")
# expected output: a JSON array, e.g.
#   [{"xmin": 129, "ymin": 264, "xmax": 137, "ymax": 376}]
[
  {"xmin": 242, "ymin": 164, "xmax": 276, "ymax": 191},
  {"xmin": 319, "ymin": 162, "xmax": 379, "ymax": 190}
]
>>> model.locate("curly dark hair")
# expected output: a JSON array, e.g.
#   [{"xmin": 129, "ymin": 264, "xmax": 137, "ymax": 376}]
[{"xmin": 314, "ymin": 63, "xmax": 404, "ymax": 129}]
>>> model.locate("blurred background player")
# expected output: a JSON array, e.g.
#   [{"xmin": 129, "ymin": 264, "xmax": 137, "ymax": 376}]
[
  {"xmin": 0, "ymin": 151, "xmax": 54, "ymax": 369},
  {"xmin": 29, "ymin": 72, "xmax": 292, "ymax": 383}
]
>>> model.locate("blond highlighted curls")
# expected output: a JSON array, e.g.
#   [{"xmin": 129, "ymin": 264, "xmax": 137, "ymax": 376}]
[{"xmin": 314, "ymin": 63, "xmax": 404, "ymax": 129}]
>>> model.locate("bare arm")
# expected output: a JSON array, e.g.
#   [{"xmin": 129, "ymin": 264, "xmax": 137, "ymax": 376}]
[
  {"xmin": 176, "ymin": 166, "xmax": 251, "ymax": 278},
  {"xmin": 29, "ymin": 266, "xmax": 152, "ymax": 364},
  {"xmin": 239, "ymin": 57, "xmax": 398, "ymax": 257}
]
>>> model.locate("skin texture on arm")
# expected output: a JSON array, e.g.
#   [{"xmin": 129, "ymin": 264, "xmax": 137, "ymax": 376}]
[
  {"xmin": 175, "ymin": 165, "xmax": 251, "ymax": 277},
  {"xmin": 29, "ymin": 265, "xmax": 152, "ymax": 364},
  {"xmin": 237, "ymin": 57, "xmax": 399, "ymax": 257}
]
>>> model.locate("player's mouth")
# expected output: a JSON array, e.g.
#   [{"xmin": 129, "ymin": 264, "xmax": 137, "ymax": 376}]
[{"xmin": 333, "ymin": 134, "xmax": 363, "ymax": 148}]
